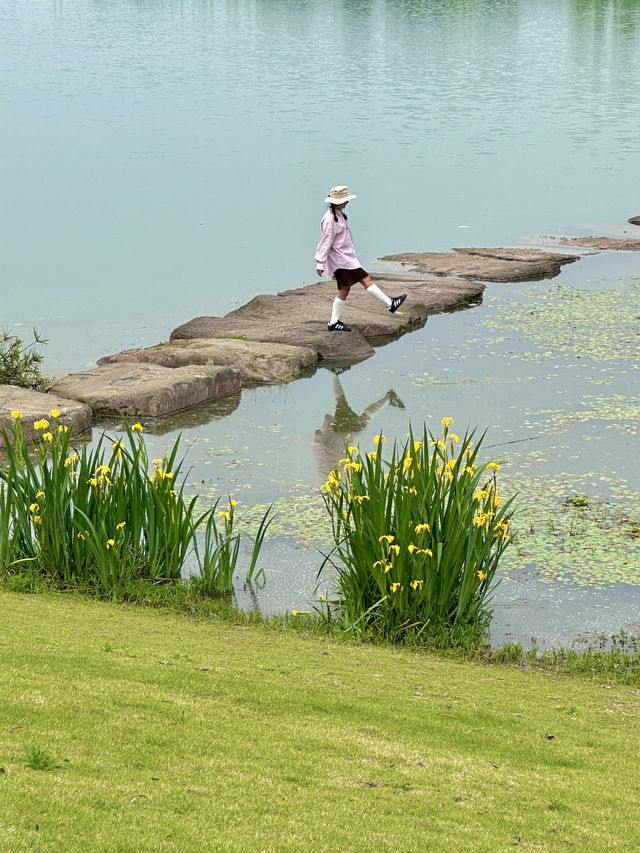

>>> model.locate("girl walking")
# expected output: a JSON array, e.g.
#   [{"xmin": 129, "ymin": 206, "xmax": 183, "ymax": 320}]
[{"xmin": 315, "ymin": 186, "xmax": 407, "ymax": 331}]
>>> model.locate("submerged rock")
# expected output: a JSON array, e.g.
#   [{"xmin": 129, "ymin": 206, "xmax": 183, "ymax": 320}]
[
  {"xmin": 48, "ymin": 362, "xmax": 240, "ymax": 418},
  {"xmin": 380, "ymin": 247, "xmax": 580, "ymax": 282},
  {"xmin": 0, "ymin": 387, "xmax": 92, "ymax": 444}
]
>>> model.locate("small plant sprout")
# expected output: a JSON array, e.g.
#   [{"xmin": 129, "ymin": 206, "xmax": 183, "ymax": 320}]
[{"xmin": 22, "ymin": 744, "xmax": 59, "ymax": 771}]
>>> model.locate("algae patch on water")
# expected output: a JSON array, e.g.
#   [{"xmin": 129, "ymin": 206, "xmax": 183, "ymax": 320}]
[
  {"xmin": 484, "ymin": 282, "xmax": 640, "ymax": 362},
  {"xmin": 523, "ymin": 394, "xmax": 640, "ymax": 437},
  {"xmin": 236, "ymin": 489, "xmax": 331, "ymax": 548},
  {"xmin": 500, "ymin": 471, "xmax": 640, "ymax": 588}
]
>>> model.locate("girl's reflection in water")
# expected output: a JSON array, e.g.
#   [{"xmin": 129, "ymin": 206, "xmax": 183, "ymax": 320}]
[{"xmin": 314, "ymin": 368, "xmax": 405, "ymax": 483}]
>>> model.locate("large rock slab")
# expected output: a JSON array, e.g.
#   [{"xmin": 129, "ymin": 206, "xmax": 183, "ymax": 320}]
[
  {"xmin": 557, "ymin": 236, "xmax": 640, "ymax": 251},
  {"xmin": 0, "ymin": 386, "xmax": 92, "ymax": 444},
  {"xmin": 48, "ymin": 363, "xmax": 241, "ymax": 418},
  {"xmin": 98, "ymin": 338, "xmax": 317, "ymax": 385},
  {"xmin": 629, "ymin": 216, "xmax": 640, "ymax": 226},
  {"xmin": 172, "ymin": 316, "xmax": 377, "ymax": 362},
  {"xmin": 171, "ymin": 274, "xmax": 483, "ymax": 360},
  {"xmin": 380, "ymin": 247, "xmax": 580, "ymax": 281}
]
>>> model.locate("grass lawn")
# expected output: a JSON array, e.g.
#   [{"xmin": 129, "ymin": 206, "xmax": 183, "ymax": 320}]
[{"xmin": 1, "ymin": 591, "xmax": 639, "ymax": 852}]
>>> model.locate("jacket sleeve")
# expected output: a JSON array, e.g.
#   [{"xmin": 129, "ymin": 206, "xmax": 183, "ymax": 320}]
[{"xmin": 315, "ymin": 214, "xmax": 334, "ymax": 267}]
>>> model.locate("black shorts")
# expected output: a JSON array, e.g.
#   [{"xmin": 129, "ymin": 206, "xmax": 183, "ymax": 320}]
[{"xmin": 334, "ymin": 267, "xmax": 368, "ymax": 289}]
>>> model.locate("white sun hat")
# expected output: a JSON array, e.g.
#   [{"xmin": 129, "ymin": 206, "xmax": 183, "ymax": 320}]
[{"xmin": 324, "ymin": 185, "xmax": 357, "ymax": 204}]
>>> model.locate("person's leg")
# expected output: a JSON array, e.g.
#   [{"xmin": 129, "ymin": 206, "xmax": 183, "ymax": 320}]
[
  {"xmin": 360, "ymin": 276, "xmax": 407, "ymax": 313},
  {"xmin": 328, "ymin": 284, "xmax": 352, "ymax": 330}
]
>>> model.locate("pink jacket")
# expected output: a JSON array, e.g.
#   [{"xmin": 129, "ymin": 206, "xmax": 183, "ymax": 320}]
[{"xmin": 315, "ymin": 208, "xmax": 361, "ymax": 276}]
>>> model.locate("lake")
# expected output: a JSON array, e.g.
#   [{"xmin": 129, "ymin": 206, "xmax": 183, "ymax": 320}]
[{"xmin": 2, "ymin": 0, "xmax": 639, "ymax": 647}]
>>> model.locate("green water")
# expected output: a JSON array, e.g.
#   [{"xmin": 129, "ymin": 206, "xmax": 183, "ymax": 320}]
[{"xmin": 2, "ymin": 0, "xmax": 640, "ymax": 646}]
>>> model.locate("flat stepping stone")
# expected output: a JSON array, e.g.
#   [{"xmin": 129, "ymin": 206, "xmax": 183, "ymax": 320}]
[
  {"xmin": 171, "ymin": 275, "xmax": 483, "ymax": 361},
  {"xmin": 0, "ymin": 386, "xmax": 92, "ymax": 444},
  {"xmin": 171, "ymin": 316, "xmax": 376, "ymax": 362},
  {"xmin": 558, "ymin": 236, "xmax": 640, "ymax": 251},
  {"xmin": 98, "ymin": 338, "xmax": 317, "ymax": 385},
  {"xmin": 380, "ymin": 247, "xmax": 580, "ymax": 282},
  {"xmin": 628, "ymin": 216, "xmax": 640, "ymax": 226},
  {"xmin": 48, "ymin": 362, "xmax": 240, "ymax": 418},
  {"xmin": 454, "ymin": 247, "xmax": 581, "ymax": 263}
]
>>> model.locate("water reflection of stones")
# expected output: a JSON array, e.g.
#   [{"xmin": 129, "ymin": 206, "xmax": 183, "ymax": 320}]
[{"xmin": 96, "ymin": 392, "xmax": 243, "ymax": 436}]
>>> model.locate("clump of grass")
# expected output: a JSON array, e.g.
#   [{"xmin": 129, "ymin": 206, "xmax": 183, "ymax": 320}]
[
  {"xmin": 486, "ymin": 640, "xmax": 640, "ymax": 686},
  {"xmin": 319, "ymin": 418, "xmax": 516, "ymax": 642},
  {"xmin": 0, "ymin": 414, "xmax": 270, "ymax": 598},
  {"xmin": 22, "ymin": 744, "xmax": 58, "ymax": 771},
  {"xmin": 192, "ymin": 498, "xmax": 273, "ymax": 595},
  {"xmin": 0, "ymin": 326, "xmax": 48, "ymax": 388}
]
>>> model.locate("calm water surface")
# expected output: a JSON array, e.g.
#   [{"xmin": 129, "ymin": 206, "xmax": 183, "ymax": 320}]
[{"xmin": 2, "ymin": 0, "xmax": 640, "ymax": 645}]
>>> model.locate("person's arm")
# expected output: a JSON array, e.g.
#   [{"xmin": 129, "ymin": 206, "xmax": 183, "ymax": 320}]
[{"xmin": 315, "ymin": 214, "xmax": 334, "ymax": 276}]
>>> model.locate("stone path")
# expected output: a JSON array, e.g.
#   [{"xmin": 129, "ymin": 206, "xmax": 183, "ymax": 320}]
[
  {"xmin": 2, "ymin": 234, "xmax": 636, "ymax": 432},
  {"xmin": 169, "ymin": 274, "xmax": 483, "ymax": 362}
]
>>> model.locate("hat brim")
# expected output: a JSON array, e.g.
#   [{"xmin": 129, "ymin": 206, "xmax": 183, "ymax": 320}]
[{"xmin": 324, "ymin": 194, "xmax": 357, "ymax": 204}]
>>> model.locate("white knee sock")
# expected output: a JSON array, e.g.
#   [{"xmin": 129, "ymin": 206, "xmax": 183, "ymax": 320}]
[
  {"xmin": 366, "ymin": 282, "xmax": 392, "ymax": 309},
  {"xmin": 329, "ymin": 297, "xmax": 346, "ymax": 325}
]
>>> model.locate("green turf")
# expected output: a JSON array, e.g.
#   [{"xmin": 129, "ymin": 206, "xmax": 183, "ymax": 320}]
[{"xmin": 1, "ymin": 591, "xmax": 639, "ymax": 851}]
